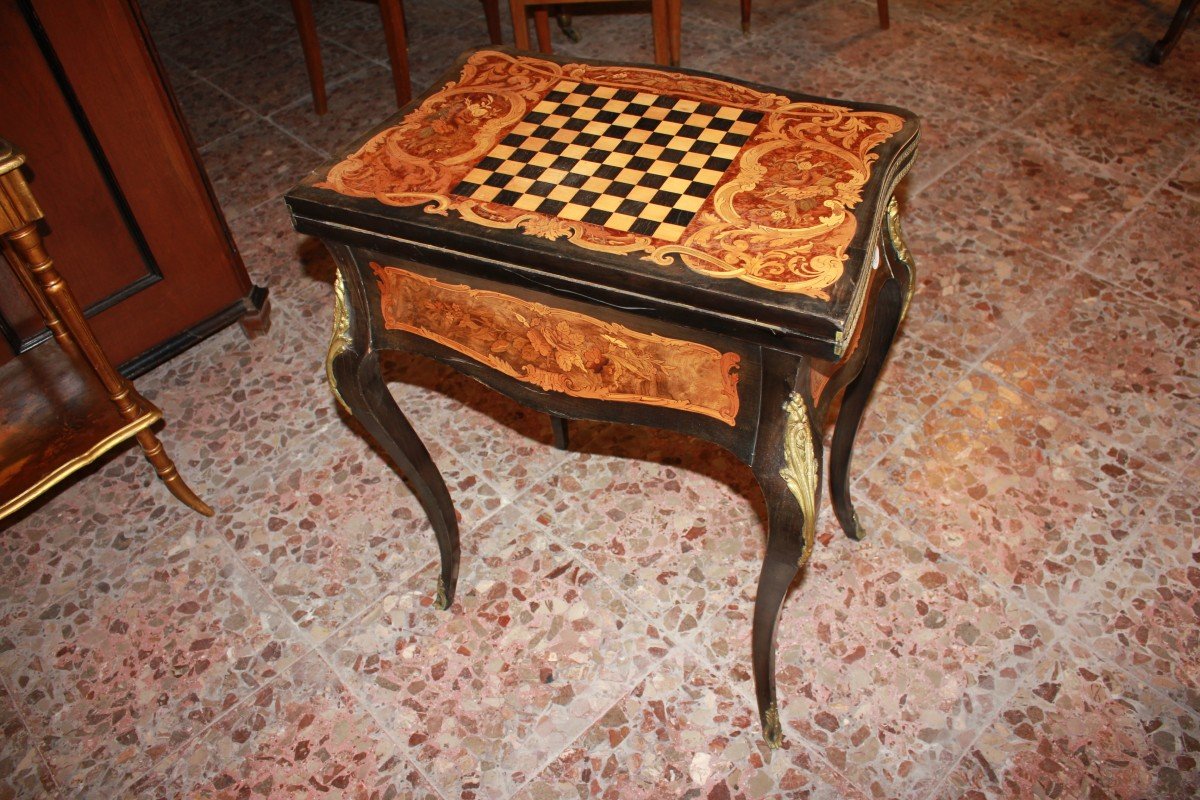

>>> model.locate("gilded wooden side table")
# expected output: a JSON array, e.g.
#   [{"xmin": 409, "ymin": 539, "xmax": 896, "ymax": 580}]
[{"xmin": 285, "ymin": 48, "xmax": 918, "ymax": 745}]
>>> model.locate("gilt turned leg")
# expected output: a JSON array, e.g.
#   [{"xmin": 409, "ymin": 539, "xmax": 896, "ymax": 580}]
[
  {"xmin": 829, "ymin": 198, "xmax": 914, "ymax": 540},
  {"xmin": 327, "ymin": 267, "xmax": 461, "ymax": 608},
  {"xmin": 750, "ymin": 352, "xmax": 820, "ymax": 747}
]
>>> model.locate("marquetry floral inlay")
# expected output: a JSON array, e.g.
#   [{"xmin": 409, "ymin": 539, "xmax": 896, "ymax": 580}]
[
  {"xmin": 321, "ymin": 51, "xmax": 904, "ymax": 298},
  {"xmin": 372, "ymin": 263, "xmax": 741, "ymax": 425}
]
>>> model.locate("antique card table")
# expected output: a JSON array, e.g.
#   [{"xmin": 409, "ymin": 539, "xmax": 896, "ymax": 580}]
[{"xmin": 285, "ymin": 48, "xmax": 919, "ymax": 746}]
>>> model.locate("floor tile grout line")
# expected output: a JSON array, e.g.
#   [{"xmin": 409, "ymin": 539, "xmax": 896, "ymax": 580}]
[
  {"xmin": 301, "ymin": 598, "xmax": 454, "ymax": 800},
  {"xmin": 0, "ymin": 670, "xmax": 65, "ymax": 797},
  {"xmin": 920, "ymin": 632, "xmax": 1065, "ymax": 800},
  {"xmin": 500, "ymin": 653, "xmax": 673, "ymax": 800},
  {"xmin": 527, "ymin": 506, "xmax": 880, "ymax": 799},
  {"xmin": 116, "ymin": 521, "xmax": 324, "ymax": 796}
]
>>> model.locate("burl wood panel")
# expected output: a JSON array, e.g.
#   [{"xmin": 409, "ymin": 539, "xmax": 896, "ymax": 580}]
[{"xmin": 372, "ymin": 263, "xmax": 741, "ymax": 424}]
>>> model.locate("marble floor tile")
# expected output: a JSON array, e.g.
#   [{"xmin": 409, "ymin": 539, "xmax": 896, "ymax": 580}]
[
  {"xmin": 1014, "ymin": 71, "xmax": 1200, "ymax": 184},
  {"xmin": 162, "ymin": 70, "xmax": 257, "ymax": 149},
  {"xmin": 982, "ymin": 271, "xmax": 1200, "ymax": 466},
  {"xmin": 198, "ymin": 118, "xmax": 324, "ymax": 222},
  {"xmin": 512, "ymin": 653, "xmax": 868, "ymax": 800},
  {"xmin": 960, "ymin": 0, "xmax": 1149, "ymax": 65},
  {"xmin": 1086, "ymin": 188, "xmax": 1200, "ymax": 320},
  {"xmin": 1071, "ymin": 475, "xmax": 1200, "ymax": 716},
  {"xmin": 700, "ymin": 516, "xmax": 1054, "ymax": 797},
  {"xmin": 1088, "ymin": 9, "xmax": 1200, "ymax": 112},
  {"xmin": 0, "ymin": 679, "xmax": 57, "ymax": 798},
  {"xmin": 886, "ymin": 29, "xmax": 1064, "ymax": 126},
  {"xmin": 0, "ymin": 531, "xmax": 308, "ymax": 796},
  {"xmin": 1168, "ymin": 149, "xmax": 1200, "ymax": 200},
  {"xmin": 205, "ymin": 37, "xmax": 374, "ymax": 117},
  {"xmin": 7, "ymin": 1, "xmax": 1200, "ymax": 795},
  {"xmin": 936, "ymin": 638, "xmax": 1200, "ymax": 800},
  {"xmin": 862, "ymin": 371, "xmax": 1175, "ymax": 621},
  {"xmin": 517, "ymin": 439, "xmax": 764, "ymax": 648},
  {"xmin": 915, "ymin": 133, "xmax": 1146, "ymax": 257},
  {"xmin": 221, "ymin": 416, "xmax": 505, "ymax": 643},
  {"xmin": 131, "ymin": 651, "xmax": 439, "ymax": 799},
  {"xmin": 154, "ymin": 4, "xmax": 294, "ymax": 73},
  {"xmin": 322, "ymin": 504, "xmax": 670, "ymax": 797},
  {"xmin": 898, "ymin": 212, "xmax": 1077, "ymax": 363},
  {"xmin": 270, "ymin": 64, "xmax": 400, "ymax": 156}
]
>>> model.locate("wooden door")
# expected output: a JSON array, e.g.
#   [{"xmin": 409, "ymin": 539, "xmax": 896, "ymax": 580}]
[{"xmin": 0, "ymin": 0, "xmax": 263, "ymax": 375}]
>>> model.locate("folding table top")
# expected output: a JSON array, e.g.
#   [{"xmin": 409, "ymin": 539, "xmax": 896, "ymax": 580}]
[{"xmin": 287, "ymin": 48, "xmax": 919, "ymax": 356}]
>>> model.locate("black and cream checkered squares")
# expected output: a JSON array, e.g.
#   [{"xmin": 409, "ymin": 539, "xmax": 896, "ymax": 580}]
[{"xmin": 452, "ymin": 80, "xmax": 763, "ymax": 242}]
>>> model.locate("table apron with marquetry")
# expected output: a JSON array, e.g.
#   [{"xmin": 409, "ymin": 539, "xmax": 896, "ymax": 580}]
[{"xmin": 287, "ymin": 48, "xmax": 919, "ymax": 746}]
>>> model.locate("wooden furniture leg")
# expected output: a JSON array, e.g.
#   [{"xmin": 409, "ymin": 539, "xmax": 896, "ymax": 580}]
[
  {"xmin": 378, "ymin": 0, "xmax": 412, "ymax": 107},
  {"xmin": 534, "ymin": 6, "xmax": 553, "ymax": 51},
  {"xmin": 511, "ymin": 0, "xmax": 677, "ymax": 63},
  {"xmin": 327, "ymin": 259, "xmax": 461, "ymax": 608},
  {"xmin": 828, "ymin": 199, "xmax": 914, "ymax": 540},
  {"xmin": 740, "ymin": 0, "xmax": 750, "ymax": 34},
  {"xmin": 289, "ymin": 0, "xmax": 327, "ymax": 114},
  {"xmin": 482, "ymin": 0, "xmax": 503, "ymax": 43},
  {"xmin": 750, "ymin": 350, "xmax": 818, "ymax": 748},
  {"xmin": 549, "ymin": 415, "xmax": 570, "ymax": 450},
  {"xmin": 1150, "ymin": 0, "xmax": 1197, "ymax": 64},
  {"xmin": 1, "ymin": 155, "xmax": 212, "ymax": 516}
]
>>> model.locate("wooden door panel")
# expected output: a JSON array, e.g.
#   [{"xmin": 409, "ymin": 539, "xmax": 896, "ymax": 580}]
[
  {"xmin": 0, "ymin": 0, "xmax": 153, "ymax": 347},
  {"xmin": 1, "ymin": 0, "xmax": 259, "ymax": 372}
]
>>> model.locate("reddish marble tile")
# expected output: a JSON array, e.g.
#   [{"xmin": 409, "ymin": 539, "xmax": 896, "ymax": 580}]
[
  {"xmin": 1087, "ymin": 189, "xmax": 1200, "ymax": 320},
  {"xmin": 198, "ymin": 118, "xmax": 323, "ymax": 222},
  {"xmin": 1090, "ymin": 12, "xmax": 1200, "ymax": 112},
  {"xmin": 1071, "ymin": 478, "xmax": 1200, "ymax": 715},
  {"xmin": 937, "ymin": 638, "xmax": 1200, "ymax": 800},
  {"xmin": 140, "ymin": 0, "xmax": 247, "ymax": 43},
  {"xmin": 133, "ymin": 652, "xmax": 439, "ymax": 799},
  {"xmin": 164, "ymin": 70, "xmax": 257, "ymax": 149},
  {"xmin": 512, "ymin": 654, "xmax": 867, "ymax": 800},
  {"xmin": 898, "ymin": 212, "xmax": 1077, "ymax": 363},
  {"xmin": 207, "ymin": 37, "xmax": 373, "ymax": 117},
  {"xmin": 915, "ymin": 133, "xmax": 1145, "ymax": 257},
  {"xmin": 846, "ymin": 336, "xmax": 971, "ymax": 472},
  {"xmin": 0, "ymin": 679, "xmax": 57, "ymax": 798},
  {"xmin": 1168, "ymin": 150, "xmax": 1200, "ymax": 200},
  {"xmin": 1013, "ymin": 72, "xmax": 1200, "ymax": 184},
  {"xmin": 862, "ymin": 371, "xmax": 1174, "ymax": 621},
  {"xmin": 962, "ymin": 0, "xmax": 1148, "ymax": 64},
  {"xmin": 322, "ymin": 504, "xmax": 670, "ymax": 797},
  {"xmin": 854, "ymin": 76, "xmax": 993, "ymax": 194},
  {"xmin": 0, "ymin": 532, "xmax": 307, "ymax": 796},
  {"xmin": 702, "ymin": 517, "xmax": 1053, "ymax": 797},
  {"xmin": 155, "ymin": 4, "xmax": 294, "ymax": 73},
  {"xmin": 517, "ymin": 440, "xmax": 764, "ymax": 646},
  {"xmin": 223, "ymin": 417, "xmax": 505, "ymax": 641},
  {"xmin": 381, "ymin": 365, "xmax": 574, "ymax": 502},
  {"xmin": 271, "ymin": 64, "xmax": 399, "ymax": 156},
  {"xmin": 887, "ymin": 30, "xmax": 1063, "ymax": 125},
  {"xmin": 0, "ymin": 448, "xmax": 202, "ymax": 613},
  {"xmin": 983, "ymin": 272, "xmax": 1200, "ymax": 465}
]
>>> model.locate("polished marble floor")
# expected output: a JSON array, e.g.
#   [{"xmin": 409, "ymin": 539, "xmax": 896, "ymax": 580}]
[{"xmin": 2, "ymin": 0, "xmax": 1199, "ymax": 797}]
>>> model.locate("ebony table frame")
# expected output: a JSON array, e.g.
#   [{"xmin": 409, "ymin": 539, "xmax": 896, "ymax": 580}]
[{"xmin": 287, "ymin": 53, "xmax": 918, "ymax": 747}]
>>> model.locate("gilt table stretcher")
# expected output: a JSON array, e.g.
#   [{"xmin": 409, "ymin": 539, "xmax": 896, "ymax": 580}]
[{"xmin": 285, "ymin": 48, "xmax": 919, "ymax": 745}]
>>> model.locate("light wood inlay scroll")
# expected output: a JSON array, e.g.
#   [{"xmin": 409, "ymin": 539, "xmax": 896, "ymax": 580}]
[{"xmin": 372, "ymin": 263, "xmax": 741, "ymax": 425}]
